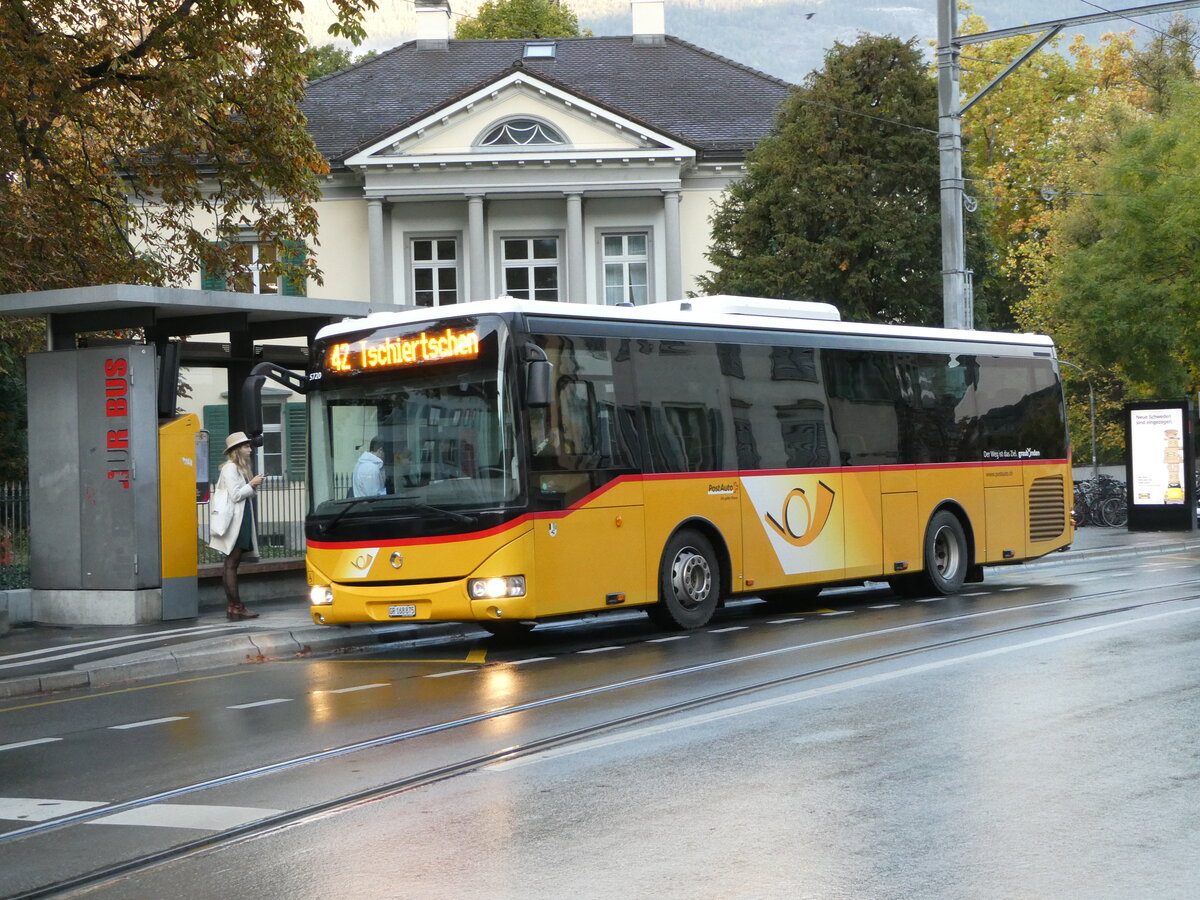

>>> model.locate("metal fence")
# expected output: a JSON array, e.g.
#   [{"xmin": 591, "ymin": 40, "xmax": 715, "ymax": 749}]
[
  {"xmin": 0, "ymin": 478, "xmax": 312, "ymax": 587},
  {"xmin": 198, "ymin": 478, "xmax": 310, "ymax": 564},
  {"xmin": 0, "ymin": 481, "xmax": 30, "ymax": 590}
]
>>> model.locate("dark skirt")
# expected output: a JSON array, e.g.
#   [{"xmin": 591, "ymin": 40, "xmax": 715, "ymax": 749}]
[{"xmin": 233, "ymin": 503, "xmax": 254, "ymax": 552}]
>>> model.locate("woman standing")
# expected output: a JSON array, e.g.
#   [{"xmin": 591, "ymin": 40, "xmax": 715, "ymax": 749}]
[{"xmin": 209, "ymin": 431, "xmax": 265, "ymax": 620}]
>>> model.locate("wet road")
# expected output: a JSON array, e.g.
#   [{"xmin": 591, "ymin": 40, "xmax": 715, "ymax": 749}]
[{"xmin": 3, "ymin": 549, "xmax": 1200, "ymax": 898}]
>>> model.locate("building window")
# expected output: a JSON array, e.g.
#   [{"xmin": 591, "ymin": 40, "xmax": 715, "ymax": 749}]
[
  {"xmin": 258, "ymin": 399, "xmax": 284, "ymax": 477},
  {"xmin": 503, "ymin": 237, "xmax": 560, "ymax": 301},
  {"xmin": 479, "ymin": 118, "xmax": 565, "ymax": 147},
  {"xmin": 201, "ymin": 239, "xmax": 306, "ymax": 296},
  {"xmin": 411, "ymin": 238, "xmax": 459, "ymax": 307},
  {"xmin": 602, "ymin": 232, "xmax": 649, "ymax": 305}
]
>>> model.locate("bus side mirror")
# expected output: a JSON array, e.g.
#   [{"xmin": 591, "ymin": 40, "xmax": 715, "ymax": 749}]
[
  {"xmin": 527, "ymin": 360, "xmax": 552, "ymax": 408},
  {"xmin": 241, "ymin": 374, "xmax": 267, "ymax": 444}
]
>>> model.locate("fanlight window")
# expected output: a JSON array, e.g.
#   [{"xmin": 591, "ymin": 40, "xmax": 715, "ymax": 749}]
[{"xmin": 479, "ymin": 118, "xmax": 565, "ymax": 147}]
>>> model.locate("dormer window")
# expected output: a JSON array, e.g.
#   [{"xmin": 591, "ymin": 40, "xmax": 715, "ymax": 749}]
[{"xmin": 479, "ymin": 118, "xmax": 565, "ymax": 147}]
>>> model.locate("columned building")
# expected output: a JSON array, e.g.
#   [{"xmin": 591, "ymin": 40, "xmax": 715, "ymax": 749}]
[{"xmin": 194, "ymin": 1, "xmax": 791, "ymax": 309}]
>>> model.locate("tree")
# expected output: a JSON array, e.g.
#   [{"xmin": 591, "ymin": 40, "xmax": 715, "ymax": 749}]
[
  {"xmin": 0, "ymin": 0, "xmax": 376, "ymax": 299},
  {"xmin": 1050, "ymin": 84, "xmax": 1200, "ymax": 402},
  {"xmin": 698, "ymin": 35, "xmax": 994, "ymax": 327},
  {"xmin": 303, "ymin": 43, "xmax": 377, "ymax": 81},
  {"xmin": 455, "ymin": 0, "xmax": 588, "ymax": 40}
]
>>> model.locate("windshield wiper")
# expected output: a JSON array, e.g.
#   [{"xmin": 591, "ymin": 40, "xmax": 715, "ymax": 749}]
[
  {"xmin": 395, "ymin": 496, "xmax": 476, "ymax": 524},
  {"xmin": 320, "ymin": 495, "xmax": 393, "ymax": 534}
]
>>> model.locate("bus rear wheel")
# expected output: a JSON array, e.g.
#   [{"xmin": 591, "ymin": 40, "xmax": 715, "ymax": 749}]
[
  {"xmin": 648, "ymin": 529, "xmax": 720, "ymax": 630},
  {"xmin": 892, "ymin": 510, "xmax": 968, "ymax": 597}
]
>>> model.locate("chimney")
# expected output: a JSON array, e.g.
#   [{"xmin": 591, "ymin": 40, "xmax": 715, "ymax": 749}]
[
  {"xmin": 416, "ymin": 0, "xmax": 452, "ymax": 50},
  {"xmin": 631, "ymin": 0, "xmax": 665, "ymax": 46}
]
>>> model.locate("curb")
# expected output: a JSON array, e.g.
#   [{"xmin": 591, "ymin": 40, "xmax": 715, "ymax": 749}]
[{"xmin": 0, "ymin": 622, "xmax": 478, "ymax": 701}]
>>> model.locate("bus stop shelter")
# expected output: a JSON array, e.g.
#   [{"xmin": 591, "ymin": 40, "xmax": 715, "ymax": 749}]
[{"xmin": 0, "ymin": 283, "xmax": 373, "ymax": 624}]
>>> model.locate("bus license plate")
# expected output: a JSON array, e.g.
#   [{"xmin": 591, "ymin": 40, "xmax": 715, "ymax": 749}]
[{"xmin": 388, "ymin": 604, "xmax": 417, "ymax": 618}]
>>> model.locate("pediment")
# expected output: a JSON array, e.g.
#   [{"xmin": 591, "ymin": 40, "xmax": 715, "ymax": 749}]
[{"xmin": 343, "ymin": 71, "xmax": 695, "ymax": 168}]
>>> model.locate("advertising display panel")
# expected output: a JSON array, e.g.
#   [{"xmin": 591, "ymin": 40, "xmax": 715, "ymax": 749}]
[{"xmin": 1125, "ymin": 400, "xmax": 1195, "ymax": 531}]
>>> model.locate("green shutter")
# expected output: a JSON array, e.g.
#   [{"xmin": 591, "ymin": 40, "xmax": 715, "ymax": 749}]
[
  {"xmin": 284, "ymin": 401, "xmax": 307, "ymax": 482},
  {"xmin": 203, "ymin": 404, "xmax": 229, "ymax": 482},
  {"xmin": 280, "ymin": 241, "xmax": 307, "ymax": 297},
  {"xmin": 200, "ymin": 242, "xmax": 228, "ymax": 291}
]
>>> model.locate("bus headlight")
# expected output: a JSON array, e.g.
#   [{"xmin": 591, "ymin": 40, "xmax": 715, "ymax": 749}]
[
  {"xmin": 468, "ymin": 576, "xmax": 526, "ymax": 600},
  {"xmin": 309, "ymin": 585, "xmax": 334, "ymax": 606}
]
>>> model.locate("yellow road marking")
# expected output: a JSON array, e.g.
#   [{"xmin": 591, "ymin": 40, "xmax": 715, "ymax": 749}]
[{"xmin": 0, "ymin": 671, "xmax": 246, "ymax": 714}]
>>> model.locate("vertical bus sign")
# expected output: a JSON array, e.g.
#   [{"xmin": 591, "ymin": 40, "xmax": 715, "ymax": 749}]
[{"xmin": 1125, "ymin": 400, "xmax": 1196, "ymax": 532}]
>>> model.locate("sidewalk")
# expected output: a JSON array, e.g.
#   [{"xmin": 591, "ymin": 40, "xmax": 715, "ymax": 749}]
[{"xmin": 3, "ymin": 525, "xmax": 1199, "ymax": 702}]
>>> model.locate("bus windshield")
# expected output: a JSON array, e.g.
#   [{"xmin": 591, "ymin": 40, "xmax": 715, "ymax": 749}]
[{"xmin": 308, "ymin": 316, "xmax": 522, "ymax": 525}]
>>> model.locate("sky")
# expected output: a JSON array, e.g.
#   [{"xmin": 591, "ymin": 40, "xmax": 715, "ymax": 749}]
[{"xmin": 301, "ymin": 1, "xmax": 1200, "ymax": 85}]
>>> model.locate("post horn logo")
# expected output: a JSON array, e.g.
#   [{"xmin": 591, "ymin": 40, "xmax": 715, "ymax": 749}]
[{"xmin": 765, "ymin": 481, "xmax": 836, "ymax": 547}]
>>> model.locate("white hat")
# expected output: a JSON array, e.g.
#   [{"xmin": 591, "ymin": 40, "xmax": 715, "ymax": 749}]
[{"xmin": 225, "ymin": 431, "xmax": 252, "ymax": 451}]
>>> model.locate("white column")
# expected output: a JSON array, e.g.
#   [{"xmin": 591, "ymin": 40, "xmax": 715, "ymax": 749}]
[
  {"xmin": 467, "ymin": 193, "xmax": 487, "ymax": 301},
  {"xmin": 566, "ymin": 191, "xmax": 585, "ymax": 303},
  {"xmin": 663, "ymin": 189, "xmax": 682, "ymax": 301},
  {"xmin": 367, "ymin": 198, "xmax": 386, "ymax": 306}
]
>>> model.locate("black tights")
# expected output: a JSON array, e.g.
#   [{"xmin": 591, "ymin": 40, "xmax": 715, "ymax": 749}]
[{"xmin": 223, "ymin": 547, "xmax": 245, "ymax": 608}]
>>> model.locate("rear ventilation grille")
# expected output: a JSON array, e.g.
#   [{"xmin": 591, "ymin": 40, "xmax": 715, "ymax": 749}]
[{"xmin": 1029, "ymin": 475, "xmax": 1066, "ymax": 542}]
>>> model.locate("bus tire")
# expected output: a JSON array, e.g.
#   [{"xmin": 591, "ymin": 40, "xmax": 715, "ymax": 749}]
[
  {"xmin": 915, "ymin": 509, "xmax": 968, "ymax": 595},
  {"xmin": 648, "ymin": 529, "xmax": 720, "ymax": 630}
]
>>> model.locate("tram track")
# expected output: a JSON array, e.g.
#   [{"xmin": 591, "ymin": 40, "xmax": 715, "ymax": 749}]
[{"xmin": 8, "ymin": 585, "xmax": 1200, "ymax": 900}]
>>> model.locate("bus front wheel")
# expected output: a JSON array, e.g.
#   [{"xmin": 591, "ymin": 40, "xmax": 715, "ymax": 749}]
[
  {"xmin": 649, "ymin": 529, "xmax": 720, "ymax": 630},
  {"xmin": 891, "ymin": 510, "xmax": 968, "ymax": 597}
]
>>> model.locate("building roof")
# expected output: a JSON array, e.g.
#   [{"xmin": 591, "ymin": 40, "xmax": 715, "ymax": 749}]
[{"xmin": 301, "ymin": 36, "xmax": 792, "ymax": 165}]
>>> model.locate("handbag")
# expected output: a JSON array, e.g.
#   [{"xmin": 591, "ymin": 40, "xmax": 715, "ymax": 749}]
[{"xmin": 209, "ymin": 479, "xmax": 234, "ymax": 537}]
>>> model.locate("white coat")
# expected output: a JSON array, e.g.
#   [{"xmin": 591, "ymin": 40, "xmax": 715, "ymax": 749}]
[{"xmin": 208, "ymin": 460, "xmax": 259, "ymax": 557}]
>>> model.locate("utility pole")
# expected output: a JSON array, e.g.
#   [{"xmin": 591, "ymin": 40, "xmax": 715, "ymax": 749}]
[
  {"xmin": 937, "ymin": 2, "xmax": 968, "ymax": 331},
  {"xmin": 936, "ymin": 0, "xmax": 1200, "ymax": 330}
]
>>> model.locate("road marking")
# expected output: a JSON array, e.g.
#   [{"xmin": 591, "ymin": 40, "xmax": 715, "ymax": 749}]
[
  {"xmin": 88, "ymin": 803, "xmax": 284, "ymax": 831},
  {"xmin": 507, "ymin": 657, "xmax": 554, "ymax": 666},
  {"xmin": 914, "ymin": 597, "xmax": 940, "ymax": 603},
  {"xmin": 109, "ymin": 716, "xmax": 188, "ymax": 730},
  {"xmin": 488, "ymin": 603, "xmax": 1200, "ymax": 772},
  {"xmin": 869, "ymin": 604, "xmax": 900, "ymax": 609},
  {"xmin": 0, "ymin": 798, "xmax": 108, "ymax": 822},
  {"xmin": 0, "ymin": 626, "xmax": 233, "ymax": 672},
  {"xmin": 424, "ymin": 668, "xmax": 477, "ymax": 678},
  {"xmin": 961, "ymin": 592, "xmax": 988, "ymax": 597},
  {"xmin": 0, "ymin": 672, "xmax": 246, "ymax": 716},
  {"xmin": 1000, "ymin": 587, "xmax": 1024, "ymax": 592},
  {"xmin": 646, "ymin": 635, "xmax": 689, "ymax": 643},
  {"xmin": 0, "ymin": 738, "xmax": 62, "ymax": 754},
  {"xmin": 227, "ymin": 698, "xmax": 292, "ymax": 710},
  {"xmin": 768, "ymin": 618, "xmax": 805, "ymax": 625},
  {"xmin": 326, "ymin": 683, "xmax": 389, "ymax": 694},
  {"xmin": 819, "ymin": 611, "xmax": 851, "ymax": 616},
  {"xmin": 578, "ymin": 646, "xmax": 623, "ymax": 654},
  {"xmin": 708, "ymin": 626, "xmax": 748, "ymax": 633}
]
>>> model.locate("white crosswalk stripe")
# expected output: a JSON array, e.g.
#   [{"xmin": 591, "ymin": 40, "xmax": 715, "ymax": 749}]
[{"xmin": 87, "ymin": 803, "xmax": 283, "ymax": 831}]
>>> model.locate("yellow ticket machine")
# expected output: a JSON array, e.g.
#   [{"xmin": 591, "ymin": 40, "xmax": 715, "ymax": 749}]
[{"xmin": 159, "ymin": 414, "xmax": 202, "ymax": 618}]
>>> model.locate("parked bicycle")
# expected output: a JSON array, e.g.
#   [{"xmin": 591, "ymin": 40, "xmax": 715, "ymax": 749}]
[{"xmin": 1073, "ymin": 475, "xmax": 1128, "ymax": 528}]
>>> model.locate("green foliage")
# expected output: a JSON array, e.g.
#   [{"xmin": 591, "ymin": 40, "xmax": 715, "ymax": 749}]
[
  {"xmin": 1052, "ymin": 84, "xmax": 1200, "ymax": 401},
  {"xmin": 699, "ymin": 35, "xmax": 994, "ymax": 327},
  {"xmin": 455, "ymin": 0, "xmax": 588, "ymax": 39},
  {"xmin": 0, "ymin": 0, "xmax": 376, "ymax": 299},
  {"xmin": 303, "ymin": 43, "xmax": 376, "ymax": 81}
]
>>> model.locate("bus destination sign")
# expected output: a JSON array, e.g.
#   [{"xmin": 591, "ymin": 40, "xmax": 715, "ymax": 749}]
[{"xmin": 324, "ymin": 327, "xmax": 480, "ymax": 376}]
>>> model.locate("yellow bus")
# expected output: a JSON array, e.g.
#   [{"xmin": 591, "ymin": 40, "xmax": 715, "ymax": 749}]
[{"xmin": 246, "ymin": 296, "xmax": 1073, "ymax": 635}]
